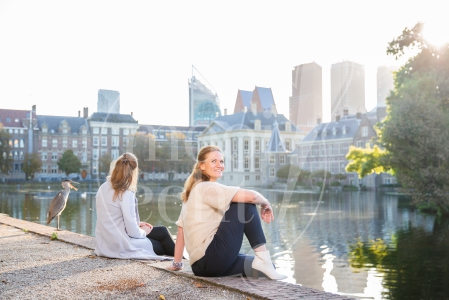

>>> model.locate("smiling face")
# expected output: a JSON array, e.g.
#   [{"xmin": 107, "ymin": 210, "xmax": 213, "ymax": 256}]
[{"xmin": 199, "ymin": 151, "xmax": 225, "ymax": 182}]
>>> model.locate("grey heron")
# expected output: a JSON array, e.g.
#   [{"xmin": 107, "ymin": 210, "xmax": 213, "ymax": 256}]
[{"xmin": 46, "ymin": 179, "xmax": 79, "ymax": 230}]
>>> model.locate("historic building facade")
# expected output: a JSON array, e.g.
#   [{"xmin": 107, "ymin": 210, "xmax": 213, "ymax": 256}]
[
  {"xmin": 198, "ymin": 105, "xmax": 305, "ymax": 186},
  {"xmin": 0, "ymin": 108, "xmax": 37, "ymax": 180}
]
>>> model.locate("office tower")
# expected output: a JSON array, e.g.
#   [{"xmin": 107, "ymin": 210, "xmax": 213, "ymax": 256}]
[
  {"xmin": 289, "ymin": 62, "xmax": 322, "ymax": 129},
  {"xmin": 97, "ymin": 89, "xmax": 120, "ymax": 114},
  {"xmin": 331, "ymin": 61, "xmax": 365, "ymax": 119},
  {"xmin": 377, "ymin": 66, "xmax": 396, "ymax": 106},
  {"xmin": 188, "ymin": 76, "xmax": 221, "ymax": 126}
]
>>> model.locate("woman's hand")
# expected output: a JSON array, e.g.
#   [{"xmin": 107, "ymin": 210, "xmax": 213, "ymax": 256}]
[
  {"xmin": 166, "ymin": 264, "xmax": 183, "ymax": 271},
  {"xmin": 139, "ymin": 222, "xmax": 153, "ymax": 234},
  {"xmin": 260, "ymin": 204, "xmax": 274, "ymax": 224}
]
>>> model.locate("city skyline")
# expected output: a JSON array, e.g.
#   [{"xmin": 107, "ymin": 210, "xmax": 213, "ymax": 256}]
[{"xmin": 0, "ymin": 0, "xmax": 447, "ymax": 126}]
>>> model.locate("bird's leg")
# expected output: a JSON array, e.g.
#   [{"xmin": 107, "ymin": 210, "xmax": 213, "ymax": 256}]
[{"xmin": 57, "ymin": 215, "xmax": 61, "ymax": 231}]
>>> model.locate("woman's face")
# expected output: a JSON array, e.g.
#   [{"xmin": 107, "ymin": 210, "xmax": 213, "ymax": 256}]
[{"xmin": 200, "ymin": 151, "xmax": 225, "ymax": 182}]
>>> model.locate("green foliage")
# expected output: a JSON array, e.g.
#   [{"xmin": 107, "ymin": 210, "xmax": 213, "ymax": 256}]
[
  {"xmin": 275, "ymin": 164, "xmax": 301, "ymax": 179},
  {"xmin": 310, "ymin": 169, "xmax": 331, "ymax": 180},
  {"xmin": 381, "ymin": 22, "xmax": 449, "ymax": 214},
  {"xmin": 345, "ymin": 22, "xmax": 449, "ymax": 214},
  {"xmin": 346, "ymin": 145, "xmax": 392, "ymax": 178},
  {"xmin": 21, "ymin": 152, "xmax": 42, "ymax": 180},
  {"xmin": 51, "ymin": 232, "xmax": 58, "ymax": 240},
  {"xmin": 57, "ymin": 150, "xmax": 82, "ymax": 176},
  {"xmin": 0, "ymin": 125, "xmax": 13, "ymax": 174}
]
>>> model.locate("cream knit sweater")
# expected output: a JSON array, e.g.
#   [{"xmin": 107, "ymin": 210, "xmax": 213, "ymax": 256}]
[{"xmin": 176, "ymin": 181, "xmax": 239, "ymax": 265}]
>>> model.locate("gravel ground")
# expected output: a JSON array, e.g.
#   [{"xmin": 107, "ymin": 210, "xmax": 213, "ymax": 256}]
[{"xmin": 0, "ymin": 224, "xmax": 260, "ymax": 300}]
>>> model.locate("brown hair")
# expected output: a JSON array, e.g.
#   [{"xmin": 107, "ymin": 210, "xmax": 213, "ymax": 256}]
[
  {"xmin": 181, "ymin": 145, "xmax": 222, "ymax": 202},
  {"xmin": 110, "ymin": 153, "xmax": 139, "ymax": 201}
]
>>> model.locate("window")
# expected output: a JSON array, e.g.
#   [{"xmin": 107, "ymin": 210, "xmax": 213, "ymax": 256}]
[
  {"xmin": 269, "ymin": 155, "xmax": 275, "ymax": 164},
  {"xmin": 123, "ymin": 129, "xmax": 130, "ymax": 136},
  {"xmin": 329, "ymin": 145, "xmax": 333, "ymax": 156},
  {"xmin": 19, "ymin": 139, "xmax": 24, "ymax": 148},
  {"xmin": 101, "ymin": 127, "xmax": 108, "ymax": 134},
  {"xmin": 112, "ymin": 137, "xmax": 119, "ymax": 147},
  {"xmin": 332, "ymin": 127, "xmax": 337, "ymax": 136},
  {"xmin": 101, "ymin": 149, "xmax": 107, "ymax": 157},
  {"xmin": 41, "ymin": 152, "xmax": 47, "ymax": 160},
  {"xmin": 330, "ymin": 162, "xmax": 339, "ymax": 174},
  {"xmin": 52, "ymin": 152, "xmax": 58, "ymax": 160},
  {"xmin": 42, "ymin": 127, "xmax": 47, "ymax": 133},
  {"xmin": 14, "ymin": 139, "xmax": 18, "ymax": 148},
  {"xmin": 92, "ymin": 127, "xmax": 100, "ymax": 134},
  {"xmin": 280, "ymin": 155, "xmax": 285, "ymax": 164},
  {"xmin": 19, "ymin": 129, "xmax": 24, "ymax": 134},
  {"xmin": 112, "ymin": 128, "xmax": 119, "ymax": 135},
  {"xmin": 111, "ymin": 149, "xmax": 119, "ymax": 160},
  {"xmin": 82, "ymin": 138, "xmax": 87, "ymax": 147},
  {"xmin": 244, "ymin": 157, "xmax": 249, "ymax": 170},
  {"xmin": 14, "ymin": 151, "xmax": 18, "ymax": 160},
  {"xmin": 19, "ymin": 151, "xmax": 24, "ymax": 160},
  {"xmin": 285, "ymin": 140, "xmax": 291, "ymax": 151},
  {"xmin": 81, "ymin": 152, "xmax": 87, "ymax": 163},
  {"xmin": 62, "ymin": 129, "xmax": 68, "ymax": 134},
  {"xmin": 232, "ymin": 138, "xmax": 237, "ymax": 152},
  {"xmin": 256, "ymin": 175, "xmax": 260, "ymax": 181},
  {"xmin": 342, "ymin": 126, "xmax": 347, "ymax": 134},
  {"xmin": 72, "ymin": 140, "xmax": 78, "ymax": 148},
  {"xmin": 123, "ymin": 137, "xmax": 128, "ymax": 147},
  {"xmin": 361, "ymin": 126, "xmax": 368, "ymax": 137},
  {"xmin": 312, "ymin": 145, "xmax": 319, "ymax": 156},
  {"xmin": 93, "ymin": 137, "xmax": 99, "ymax": 146},
  {"xmin": 356, "ymin": 140, "xmax": 364, "ymax": 148},
  {"xmin": 101, "ymin": 137, "xmax": 107, "ymax": 146},
  {"xmin": 255, "ymin": 157, "xmax": 260, "ymax": 170},
  {"xmin": 255, "ymin": 139, "xmax": 260, "ymax": 152},
  {"xmin": 62, "ymin": 139, "xmax": 68, "ymax": 148},
  {"xmin": 340, "ymin": 143, "xmax": 349, "ymax": 155},
  {"xmin": 52, "ymin": 139, "xmax": 57, "ymax": 148},
  {"xmin": 51, "ymin": 164, "xmax": 58, "ymax": 173},
  {"xmin": 244, "ymin": 139, "xmax": 249, "ymax": 152},
  {"xmin": 41, "ymin": 166, "xmax": 47, "ymax": 173},
  {"xmin": 233, "ymin": 154, "xmax": 238, "ymax": 170},
  {"xmin": 245, "ymin": 175, "xmax": 250, "ymax": 181},
  {"xmin": 269, "ymin": 168, "xmax": 275, "ymax": 177},
  {"xmin": 42, "ymin": 139, "xmax": 47, "ymax": 147},
  {"xmin": 93, "ymin": 149, "xmax": 99, "ymax": 160}
]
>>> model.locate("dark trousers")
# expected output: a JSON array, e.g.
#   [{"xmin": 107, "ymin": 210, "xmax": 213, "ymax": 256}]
[
  {"xmin": 191, "ymin": 203, "xmax": 267, "ymax": 277},
  {"xmin": 146, "ymin": 226, "xmax": 175, "ymax": 256}
]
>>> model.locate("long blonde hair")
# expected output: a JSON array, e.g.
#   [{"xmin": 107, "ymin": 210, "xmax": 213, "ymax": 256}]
[
  {"xmin": 110, "ymin": 153, "xmax": 139, "ymax": 201},
  {"xmin": 181, "ymin": 145, "xmax": 222, "ymax": 202}
]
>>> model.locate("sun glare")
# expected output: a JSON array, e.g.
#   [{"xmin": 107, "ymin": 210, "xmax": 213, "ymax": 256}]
[{"xmin": 422, "ymin": 22, "xmax": 449, "ymax": 48}]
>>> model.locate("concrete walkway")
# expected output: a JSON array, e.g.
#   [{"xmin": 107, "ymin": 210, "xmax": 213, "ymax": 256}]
[{"xmin": 0, "ymin": 214, "xmax": 354, "ymax": 300}]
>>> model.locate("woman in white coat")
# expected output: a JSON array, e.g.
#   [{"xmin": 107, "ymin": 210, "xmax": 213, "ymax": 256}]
[{"xmin": 95, "ymin": 153, "xmax": 174, "ymax": 260}]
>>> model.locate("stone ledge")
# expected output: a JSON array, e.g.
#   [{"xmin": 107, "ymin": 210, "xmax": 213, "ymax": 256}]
[{"xmin": 0, "ymin": 215, "xmax": 354, "ymax": 300}]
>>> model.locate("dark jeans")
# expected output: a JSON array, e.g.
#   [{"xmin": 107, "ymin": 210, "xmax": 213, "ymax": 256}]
[
  {"xmin": 146, "ymin": 226, "xmax": 175, "ymax": 256},
  {"xmin": 191, "ymin": 202, "xmax": 267, "ymax": 277}
]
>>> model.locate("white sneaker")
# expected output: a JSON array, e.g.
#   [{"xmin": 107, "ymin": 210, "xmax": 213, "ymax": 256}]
[{"xmin": 252, "ymin": 250, "xmax": 287, "ymax": 280}]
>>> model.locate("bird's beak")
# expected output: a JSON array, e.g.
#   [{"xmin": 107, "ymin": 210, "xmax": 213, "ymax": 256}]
[{"xmin": 69, "ymin": 183, "xmax": 78, "ymax": 191}]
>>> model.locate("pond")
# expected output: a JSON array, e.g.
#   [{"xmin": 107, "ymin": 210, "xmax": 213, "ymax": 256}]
[{"xmin": 1, "ymin": 187, "xmax": 448, "ymax": 300}]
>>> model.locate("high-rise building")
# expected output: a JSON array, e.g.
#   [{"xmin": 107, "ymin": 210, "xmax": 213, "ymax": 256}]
[
  {"xmin": 97, "ymin": 89, "xmax": 120, "ymax": 114},
  {"xmin": 377, "ymin": 66, "xmax": 396, "ymax": 106},
  {"xmin": 331, "ymin": 61, "xmax": 365, "ymax": 120},
  {"xmin": 289, "ymin": 62, "xmax": 322, "ymax": 131},
  {"xmin": 188, "ymin": 76, "xmax": 221, "ymax": 126}
]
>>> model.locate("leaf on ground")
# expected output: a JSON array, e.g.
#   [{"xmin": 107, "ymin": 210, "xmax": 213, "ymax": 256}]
[
  {"xmin": 193, "ymin": 281, "xmax": 207, "ymax": 288},
  {"xmin": 88, "ymin": 255, "xmax": 96, "ymax": 258},
  {"xmin": 159, "ymin": 295, "xmax": 166, "ymax": 300}
]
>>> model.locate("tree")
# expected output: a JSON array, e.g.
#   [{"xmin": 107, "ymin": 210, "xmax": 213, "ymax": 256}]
[
  {"xmin": 333, "ymin": 173, "xmax": 347, "ymax": 184},
  {"xmin": 22, "ymin": 152, "xmax": 42, "ymax": 180},
  {"xmin": 276, "ymin": 164, "xmax": 301, "ymax": 179},
  {"xmin": 57, "ymin": 150, "xmax": 82, "ymax": 177},
  {"xmin": 311, "ymin": 169, "xmax": 332, "ymax": 185},
  {"xmin": 98, "ymin": 153, "xmax": 112, "ymax": 175},
  {"xmin": 0, "ymin": 125, "xmax": 13, "ymax": 175},
  {"xmin": 346, "ymin": 145, "xmax": 392, "ymax": 178},
  {"xmin": 345, "ymin": 22, "xmax": 449, "ymax": 214}
]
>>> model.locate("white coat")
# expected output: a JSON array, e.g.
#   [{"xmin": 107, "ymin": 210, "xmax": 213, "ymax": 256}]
[{"xmin": 94, "ymin": 180, "xmax": 170, "ymax": 260}]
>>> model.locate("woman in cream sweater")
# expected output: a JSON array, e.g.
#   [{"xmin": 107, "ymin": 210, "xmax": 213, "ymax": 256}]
[{"xmin": 167, "ymin": 146, "xmax": 286, "ymax": 280}]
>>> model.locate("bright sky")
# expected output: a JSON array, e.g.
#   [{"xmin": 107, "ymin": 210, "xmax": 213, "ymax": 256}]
[{"xmin": 0, "ymin": 0, "xmax": 448, "ymax": 126}]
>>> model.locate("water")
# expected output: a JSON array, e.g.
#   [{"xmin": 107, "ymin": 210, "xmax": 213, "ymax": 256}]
[{"xmin": 1, "ymin": 188, "xmax": 448, "ymax": 300}]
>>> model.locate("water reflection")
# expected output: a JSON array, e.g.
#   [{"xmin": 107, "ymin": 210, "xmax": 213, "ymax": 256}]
[{"xmin": 1, "ymin": 189, "xmax": 447, "ymax": 299}]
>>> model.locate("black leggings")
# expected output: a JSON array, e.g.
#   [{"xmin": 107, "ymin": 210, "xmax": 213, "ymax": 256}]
[
  {"xmin": 146, "ymin": 226, "xmax": 175, "ymax": 256},
  {"xmin": 191, "ymin": 203, "xmax": 267, "ymax": 277}
]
